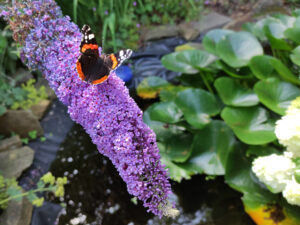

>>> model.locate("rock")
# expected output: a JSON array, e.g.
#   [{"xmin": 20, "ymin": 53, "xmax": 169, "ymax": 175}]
[
  {"xmin": 0, "ymin": 146, "xmax": 34, "ymax": 178},
  {"xmin": 179, "ymin": 12, "xmax": 232, "ymax": 40},
  {"xmin": 30, "ymin": 99, "xmax": 51, "ymax": 120},
  {"xmin": 0, "ymin": 109, "xmax": 43, "ymax": 138},
  {"xmin": 224, "ymin": 0, "xmax": 287, "ymax": 31},
  {"xmin": 35, "ymin": 77, "xmax": 56, "ymax": 100},
  {"xmin": 253, "ymin": 0, "xmax": 286, "ymax": 16},
  {"xmin": 0, "ymin": 193, "xmax": 33, "ymax": 225},
  {"xmin": 0, "ymin": 136, "xmax": 22, "ymax": 152},
  {"xmin": 143, "ymin": 25, "xmax": 179, "ymax": 41}
]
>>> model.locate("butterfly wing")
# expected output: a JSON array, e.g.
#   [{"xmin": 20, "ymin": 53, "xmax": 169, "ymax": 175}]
[
  {"xmin": 76, "ymin": 25, "xmax": 133, "ymax": 85},
  {"xmin": 104, "ymin": 49, "xmax": 133, "ymax": 72}
]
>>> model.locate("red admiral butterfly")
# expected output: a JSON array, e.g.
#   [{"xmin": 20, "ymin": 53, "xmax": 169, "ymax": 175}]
[{"xmin": 76, "ymin": 25, "xmax": 132, "ymax": 85}]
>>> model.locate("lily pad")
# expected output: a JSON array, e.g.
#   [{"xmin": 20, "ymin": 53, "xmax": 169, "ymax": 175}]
[
  {"xmin": 254, "ymin": 78, "xmax": 300, "ymax": 115},
  {"xmin": 202, "ymin": 29, "xmax": 233, "ymax": 55},
  {"xmin": 290, "ymin": 46, "xmax": 300, "ymax": 66},
  {"xmin": 221, "ymin": 106, "xmax": 276, "ymax": 145},
  {"xmin": 183, "ymin": 120, "xmax": 236, "ymax": 175},
  {"xmin": 214, "ymin": 77, "xmax": 259, "ymax": 107},
  {"xmin": 147, "ymin": 101, "xmax": 183, "ymax": 123},
  {"xmin": 175, "ymin": 88, "xmax": 221, "ymax": 129},
  {"xmin": 216, "ymin": 31, "xmax": 263, "ymax": 68}
]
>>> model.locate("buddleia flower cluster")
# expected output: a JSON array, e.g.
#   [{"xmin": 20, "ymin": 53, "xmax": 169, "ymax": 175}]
[
  {"xmin": 252, "ymin": 97, "xmax": 300, "ymax": 206},
  {"xmin": 0, "ymin": 0, "xmax": 178, "ymax": 218}
]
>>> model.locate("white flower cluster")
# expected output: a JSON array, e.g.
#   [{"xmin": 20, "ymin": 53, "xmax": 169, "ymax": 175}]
[
  {"xmin": 252, "ymin": 153, "xmax": 295, "ymax": 193},
  {"xmin": 252, "ymin": 97, "xmax": 300, "ymax": 206}
]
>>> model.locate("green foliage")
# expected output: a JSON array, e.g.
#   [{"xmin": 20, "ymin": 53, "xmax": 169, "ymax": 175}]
[
  {"xmin": 0, "ymin": 172, "xmax": 67, "ymax": 209},
  {"xmin": 56, "ymin": 0, "xmax": 203, "ymax": 51},
  {"xmin": 0, "ymin": 77, "xmax": 27, "ymax": 116},
  {"xmin": 137, "ymin": 10, "xmax": 300, "ymax": 213},
  {"xmin": 11, "ymin": 79, "xmax": 48, "ymax": 110}
]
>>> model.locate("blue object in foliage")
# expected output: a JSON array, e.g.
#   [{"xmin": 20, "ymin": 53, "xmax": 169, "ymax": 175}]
[{"xmin": 115, "ymin": 65, "xmax": 133, "ymax": 83}]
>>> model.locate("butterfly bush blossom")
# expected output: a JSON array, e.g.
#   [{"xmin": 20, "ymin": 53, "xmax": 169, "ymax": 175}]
[{"xmin": 0, "ymin": 0, "xmax": 178, "ymax": 218}]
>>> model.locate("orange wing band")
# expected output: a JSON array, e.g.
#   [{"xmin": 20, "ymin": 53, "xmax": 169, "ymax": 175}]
[
  {"xmin": 81, "ymin": 44, "xmax": 98, "ymax": 53},
  {"xmin": 110, "ymin": 54, "xmax": 118, "ymax": 69},
  {"xmin": 91, "ymin": 75, "xmax": 109, "ymax": 85},
  {"xmin": 76, "ymin": 61, "xmax": 86, "ymax": 81}
]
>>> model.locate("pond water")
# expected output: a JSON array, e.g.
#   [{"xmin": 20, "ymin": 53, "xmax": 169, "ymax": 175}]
[{"xmin": 48, "ymin": 123, "xmax": 255, "ymax": 225}]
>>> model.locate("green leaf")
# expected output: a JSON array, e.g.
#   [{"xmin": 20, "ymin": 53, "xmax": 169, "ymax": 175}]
[
  {"xmin": 250, "ymin": 55, "xmax": 300, "ymax": 85},
  {"xmin": 27, "ymin": 191, "xmax": 38, "ymax": 201},
  {"xmin": 246, "ymin": 146, "xmax": 281, "ymax": 157},
  {"xmin": 158, "ymin": 132, "xmax": 193, "ymax": 163},
  {"xmin": 183, "ymin": 120, "xmax": 236, "ymax": 175},
  {"xmin": 6, "ymin": 186, "xmax": 22, "ymax": 201},
  {"xmin": 249, "ymin": 55, "xmax": 277, "ymax": 80},
  {"xmin": 254, "ymin": 78, "xmax": 300, "ymax": 115},
  {"xmin": 263, "ymin": 19, "xmax": 291, "ymax": 50},
  {"xmin": 284, "ymin": 27, "xmax": 300, "ymax": 44},
  {"xmin": 216, "ymin": 31, "xmax": 263, "ymax": 68},
  {"xmin": 0, "ymin": 105, "xmax": 7, "ymax": 116},
  {"xmin": 175, "ymin": 88, "xmax": 221, "ymax": 129},
  {"xmin": 160, "ymin": 155, "xmax": 193, "ymax": 182},
  {"xmin": 148, "ymin": 101, "xmax": 183, "ymax": 123},
  {"xmin": 294, "ymin": 168, "xmax": 300, "ymax": 184},
  {"xmin": 214, "ymin": 77, "xmax": 259, "ymax": 107},
  {"xmin": 225, "ymin": 144, "xmax": 276, "ymax": 202},
  {"xmin": 221, "ymin": 106, "xmax": 276, "ymax": 145},
  {"xmin": 136, "ymin": 76, "xmax": 170, "ymax": 99},
  {"xmin": 143, "ymin": 110, "xmax": 184, "ymax": 142},
  {"xmin": 176, "ymin": 49, "xmax": 217, "ymax": 70},
  {"xmin": 202, "ymin": 29, "xmax": 233, "ymax": 55},
  {"xmin": 161, "ymin": 50, "xmax": 217, "ymax": 74},
  {"xmin": 290, "ymin": 46, "xmax": 300, "ymax": 66},
  {"xmin": 161, "ymin": 51, "xmax": 198, "ymax": 74}
]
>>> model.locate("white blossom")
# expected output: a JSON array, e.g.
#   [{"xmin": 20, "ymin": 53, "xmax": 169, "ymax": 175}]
[
  {"xmin": 283, "ymin": 178, "xmax": 300, "ymax": 206},
  {"xmin": 252, "ymin": 154, "xmax": 296, "ymax": 193},
  {"xmin": 275, "ymin": 114, "xmax": 300, "ymax": 157}
]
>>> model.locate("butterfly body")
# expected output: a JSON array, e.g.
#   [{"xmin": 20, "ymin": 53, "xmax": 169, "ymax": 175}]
[{"xmin": 76, "ymin": 25, "xmax": 132, "ymax": 85}]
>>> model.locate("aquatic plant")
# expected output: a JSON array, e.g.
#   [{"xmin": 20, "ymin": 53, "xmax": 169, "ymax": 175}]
[{"xmin": 0, "ymin": 0, "xmax": 177, "ymax": 218}]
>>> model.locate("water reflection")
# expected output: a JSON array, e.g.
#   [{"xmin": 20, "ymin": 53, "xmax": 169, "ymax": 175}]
[{"xmin": 49, "ymin": 124, "xmax": 254, "ymax": 225}]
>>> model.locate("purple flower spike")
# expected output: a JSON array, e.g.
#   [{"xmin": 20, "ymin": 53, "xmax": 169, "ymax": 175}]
[{"xmin": 0, "ymin": 0, "xmax": 179, "ymax": 218}]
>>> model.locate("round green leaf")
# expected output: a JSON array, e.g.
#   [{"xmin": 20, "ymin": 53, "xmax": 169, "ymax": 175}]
[
  {"xmin": 221, "ymin": 106, "xmax": 276, "ymax": 145},
  {"xmin": 249, "ymin": 55, "xmax": 277, "ymax": 79},
  {"xmin": 284, "ymin": 27, "xmax": 300, "ymax": 44},
  {"xmin": 214, "ymin": 77, "xmax": 259, "ymax": 107},
  {"xmin": 175, "ymin": 49, "xmax": 217, "ymax": 70},
  {"xmin": 143, "ymin": 110, "xmax": 184, "ymax": 142},
  {"xmin": 148, "ymin": 101, "xmax": 183, "ymax": 123},
  {"xmin": 158, "ymin": 132, "xmax": 193, "ymax": 163},
  {"xmin": 183, "ymin": 120, "xmax": 236, "ymax": 175},
  {"xmin": 161, "ymin": 52, "xmax": 199, "ymax": 74},
  {"xmin": 202, "ymin": 29, "xmax": 233, "ymax": 55},
  {"xmin": 290, "ymin": 46, "xmax": 300, "ymax": 66},
  {"xmin": 216, "ymin": 31, "xmax": 263, "ymax": 68},
  {"xmin": 175, "ymin": 88, "xmax": 221, "ymax": 129},
  {"xmin": 254, "ymin": 78, "xmax": 300, "ymax": 115},
  {"xmin": 250, "ymin": 55, "xmax": 300, "ymax": 85}
]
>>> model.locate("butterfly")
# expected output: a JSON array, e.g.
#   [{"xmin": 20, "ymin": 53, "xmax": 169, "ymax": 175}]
[{"xmin": 76, "ymin": 25, "xmax": 132, "ymax": 85}]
